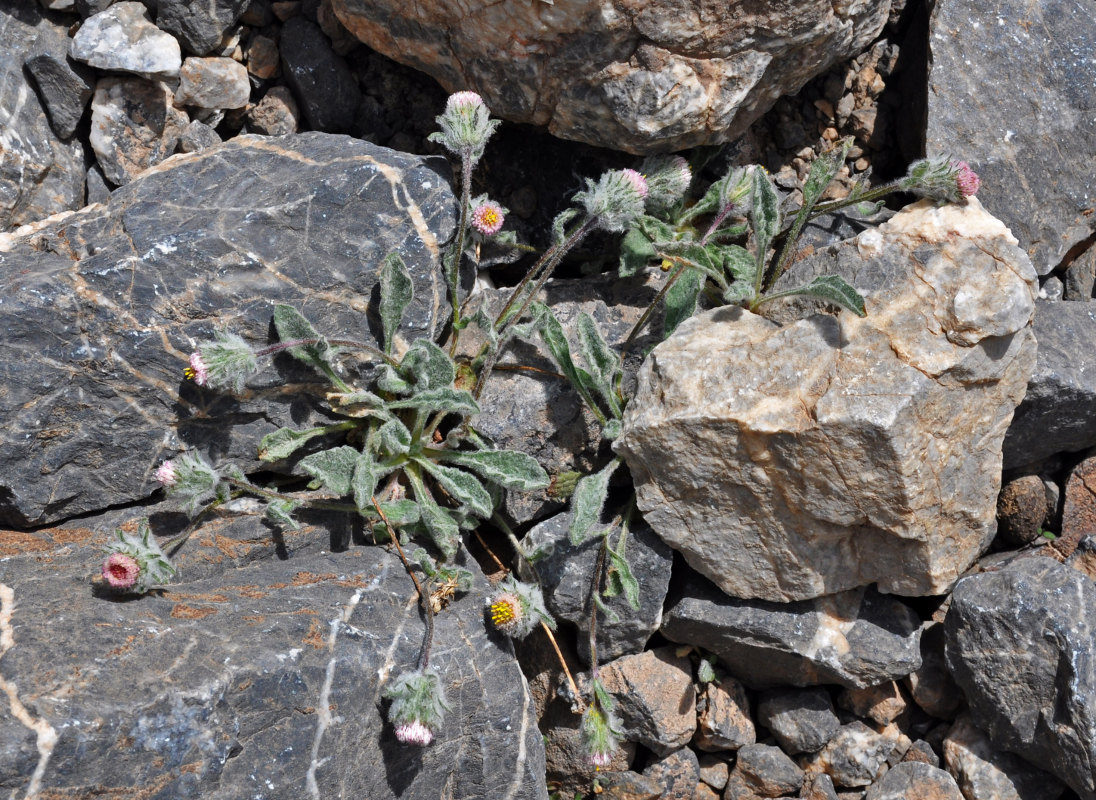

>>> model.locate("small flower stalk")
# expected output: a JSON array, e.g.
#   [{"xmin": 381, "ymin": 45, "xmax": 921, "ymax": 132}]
[
  {"xmin": 901, "ymin": 156, "xmax": 980, "ymax": 202},
  {"xmin": 575, "ymin": 168, "xmax": 649, "ymax": 233},
  {"xmin": 640, "ymin": 154, "xmax": 692, "ymax": 215},
  {"xmin": 384, "ymin": 667, "xmax": 450, "ymax": 746},
  {"xmin": 486, "ymin": 577, "xmax": 555, "ymax": 639},
  {"xmin": 428, "ymin": 91, "xmax": 500, "ymax": 167},
  {"xmin": 100, "ymin": 520, "xmax": 175, "ymax": 593},
  {"xmin": 184, "ymin": 331, "xmax": 259, "ymax": 393}
]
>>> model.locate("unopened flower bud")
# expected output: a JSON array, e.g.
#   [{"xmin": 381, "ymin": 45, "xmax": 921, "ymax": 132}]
[
  {"xmin": 581, "ymin": 704, "xmax": 619, "ymax": 770},
  {"xmin": 155, "ymin": 451, "xmax": 222, "ymax": 513},
  {"xmin": 575, "ymin": 168, "xmax": 650, "ymax": 233},
  {"xmin": 428, "ymin": 91, "xmax": 501, "ymax": 166},
  {"xmin": 902, "ymin": 156, "xmax": 980, "ymax": 203},
  {"xmin": 384, "ymin": 668, "xmax": 450, "ymax": 747},
  {"xmin": 185, "ymin": 332, "xmax": 259, "ymax": 394},
  {"xmin": 486, "ymin": 577, "xmax": 554, "ymax": 639},
  {"xmin": 154, "ymin": 460, "xmax": 177, "ymax": 487},
  {"xmin": 952, "ymin": 160, "xmax": 980, "ymax": 197},
  {"xmin": 471, "ymin": 199, "xmax": 506, "ymax": 236},
  {"xmin": 639, "ymin": 155, "xmax": 692, "ymax": 215},
  {"xmin": 99, "ymin": 520, "xmax": 175, "ymax": 594}
]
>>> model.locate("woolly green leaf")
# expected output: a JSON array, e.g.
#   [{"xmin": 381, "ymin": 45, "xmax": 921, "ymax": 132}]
[
  {"xmin": 723, "ymin": 281, "xmax": 756, "ymax": 305},
  {"xmin": 635, "ymin": 215, "xmax": 677, "ymax": 244},
  {"xmin": 437, "ymin": 449, "xmax": 549, "ymax": 491},
  {"xmin": 619, "ymin": 225, "xmax": 657, "ymax": 277},
  {"xmin": 400, "ymin": 339, "xmax": 456, "ymax": 391},
  {"xmin": 576, "ymin": 312, "xmax": 621, "ymax": 407},
  {"xmin": 376, "ymin": 364, "xmax": 412, "ymax": 395},
  {"xmin": 379, "ymin": 252, "xmax": 414, "ymax": 356},
  {"xmin": 530, "ymin": 302, "xmax": 601, "ymax": 412},
  {"xmin": 801, "ymin": 139, "xmax": 852, "ymax": 211},
  {"xmin": 419, "ymin": 460, "xmax": 494, "ymax": 519},
  {"xmin": 666, "ymin": 243, "xmax": 725, "ymax": 284},
  {"xmin": 570, "ymin": 458, "xmax": 621, "ymax": 545},
  {"xmin": 663, "ymin": 267, "xmax": 703, "ymax": 339},
  {"xmin": 366, "ymin": 499, "xmax": 421, "ymax": 527},
  {"xmin": 409, "ymin": 473, "xmax": 460, "ymax": 560},
  {"xmin": 258, "ymin": 426, "xmax": 329, "ymax": 462},
  {"xmin": 767, "ymin": 274, "xmax": 867, "ymax": 317},
  {"xmin": 265, "ymin": 498, "xmax": 301, "ymax": 530},
  {"xmin": 298, "ymin": 445, "xmax": 359, "ymax": 495},
  {"xmin": 376, "ymin": 418, "xmax": 412, "ymax": 455},
  {"xmin": 593, "ymin": 591, "xmax": 621, "ymax": 623},
  {"xmin": 351, "ymin": 450, "xmax": 378, "ymax": 512},
  {"xmin": 604, "ymin": 549, "xmax": 640, "ymax": 610},
  {"xmin": 719, "ymin": 243, "xmax": 756, "ymax": 283},
  {"xmin": 749, "ymin": 167, "xmax": 780, "ymax": 266},
  {"xmin": 273, "ymin": 304, "xmax": 331, "ymax": 371},
  {"xmin": 386, "ymin": 388, "xmax": 480, "ymax": 417},
  {"xmin": 551, "ymin": 207, "xmax": 580, "ymax": 247},
  {"xmin": 697, "ymin": 655, "xmax": 718, "ymax": 684}
]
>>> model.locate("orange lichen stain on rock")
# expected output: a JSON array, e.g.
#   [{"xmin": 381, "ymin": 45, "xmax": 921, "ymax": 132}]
[
  {"xmin": 179, "ymin": 761, "xmax": 203, "ymax": 774},
  {"xmin": 335, "ymin": 574, "xmax": 377, "ymax": 588},
  {"xmin": 37, "ymin": 767, "xmax": 176, "ymax": 799},
  {"xmin": 0, "ymin": 532, "xmax": 53, "ymax": 556},
  {"xmin": 291, "ymin": 571, "xmax": 339, "ymax": 586},
  {"xmin": 44, "ymin": 526, "xmax": 100, "ymax": 545},
  {"xmin": 242, "ymin": 614, "xmax": 265, "ymax": 626},
  {"xmin": 107, "ymin": 634, "xmax": 138, "ymax": 658},
  {"xmin": 170, "ymin": 603, "xmax": 218, "ymax": 619},
  {"xmin": 235, "ymin": 585, "xmax": 267, "ymax": 599},
  {"xmin": 303, "ymin": 618, "xmax": 326, "ymax": 649},
  {"xmin": 170, "ymin": 591, "xmax": 230, "ymax": 603}
]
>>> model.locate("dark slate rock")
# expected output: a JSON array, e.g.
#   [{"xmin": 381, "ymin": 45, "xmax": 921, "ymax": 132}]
[
  {"xmin": 804, "ymin": 721, "xmax": 901, "ymax": 788},
  {"xmin": 756, "ymin": 687, "xmax": 840, "ymax": 754},
  {"xmin": 280, "ymin": 16, "xmax": 360, "ymax": 134},
  {"xmin": 945, "ymin": 557, "xmax": 1096, "ymax": 799},
  {"xmin": 641, "ymin": 746, "xmax": 700, "ymax": 799},
  {"xmin": 24, "ymin": 20, "xmax": 96, "ymax": 140},
  {"xmin": 155, "ymin": 0, "xmax": 250, "ymax": 55},
  {"xmin": 522, "ymin": 510, "xmax": 672, "ymax": 664},
  {"xmin": 926, "ymin": 0, "xmax": 1096, "ymax": 276},
  {"xmin": 729, "ymin": 742, "xmax": 805, "ymax": 797},
  {"xmin": 0, "ymin": 4, "xmax": 86, "ymax": 230},
  {"xmin": 1003, "ymin": 300, "xmax": 1096, "ymax": 468},
  {"xmin": 0, "ymin": 133, "xmax": 455, "ymax": 527},
  {"xmin": 942, "ymin": 714, "xmax": 1066, "ymax": 800},
  {"xmin": 1063, "ymin": 245, "xmax": 1095, "ymax": 300},
  {"xmin": 0, "ymin": 512, "xmax": 548, "ymax": 799},
  {"xmin": 863, "ymin": 762, "xmax": 963, "ymax": 800},
  {"xmin": 660, "ymin": 570, "xmax": 922, "ymax": 689}
]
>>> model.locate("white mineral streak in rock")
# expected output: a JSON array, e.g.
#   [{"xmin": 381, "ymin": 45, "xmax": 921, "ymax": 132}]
[
  {"xmin": 615, "ymin": 199, "xmax": 1039, "ymax": 602},
  {"xmin": 329, "ymin": 0, "xmax": 890, "ymax": 153},
  {"xmin": 69, "ymin": 2, "xmax": 182, "ymax": 80}
]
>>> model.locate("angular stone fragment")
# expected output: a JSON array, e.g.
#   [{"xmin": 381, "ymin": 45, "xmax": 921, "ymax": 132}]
[
  {"xmin": 945, "ymin": 557, "xmax": 1096, "ymax": 799},
  {"xmin": 926, "ymin": 0, "xmax": 1096, "ymax": 276},
  {"xmin": 1, "ymin": 4, "xmax": 86, "ymax": 229},
  {"xmin": 330, "ymin": 0, "xmax": 890, "ymax": 153},
  {"xmin": 155, "ymin": 0, "xmax": 250, "ymax": 55},
  {"xmin": 838, "ymin": 682, "xmax": 906, "ymax": 727},
  {"xmin": 660, "ymin": 571, "xmax": 921, "ymax": 689},
  {"xmin": 0, "ymin": 513, "xmax": 548, "ymax": 799},
  {"xmin": 0, "ymin": 133, "xmax": 454, "ymax": 527},
  {"xmin": 280, "ymin": 16, "xmax": 360, "ymax": 134},
  {"xmin": 175, "ymin": 56, "xmax": 251, "ymax": 109},
  {"xmin": 642, "ymin": 747, "xmax": 699, "ymax": 799},
  {"xmin": 996, "ymin": 474, "xmax": 1049, "ymax": 546},
  {"xmin": 246, "ymin": 85, "xmax": 300, "ymax": 135},
  {"xmin": 522, "ymin": 510, "xmax": 672, "ymax": 663},
  {"xmin": 804, "ymin": 721, "xmax": 901, "ymax": 788},
  {"xmin": 89, "ymin": 76, "xmax": 189, "ymax": 185},
  {"xmin": 757, "ymin": 688, "xmax": 840, "ymax": 754},
  {"xmin": 24, "ymin": 20, "xmax": 96, "ymax": 139},
  {"xmin": 1061, "ymin": 451, "xmax": 1096, "ymax": 544},
  {"xmin": 69, "ymin": 2, "xmax": 181, "ymax": 79},
  {"xmin": 617, "ymin": 198, "xmax": 1039, "ymax": 601},
  {"xmin": 863, "ymin": 762, "xmax": 964, "ymax": 800},
  {"xmin": 904, "ymin": 623, "xmax": 962, "ymax": 721},
  {"xmin": 729, "ymin": 743, "xmax": 804, "ymax": 797},
  {"xmin": 943, "ymin": 715, "xmax": 1065, "ymax": 800},
  {"xmin": 694, "ymin": 678, "xmax": 755, "ymax": 752},
  {"xmin": 599, "ymin": 648, "xmax": 696, "ymax": 756}
]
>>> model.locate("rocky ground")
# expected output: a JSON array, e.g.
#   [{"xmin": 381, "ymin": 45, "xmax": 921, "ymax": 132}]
[{"xmin": 2, "ymin": 0, "xmax": 1096, "ymax": 799}]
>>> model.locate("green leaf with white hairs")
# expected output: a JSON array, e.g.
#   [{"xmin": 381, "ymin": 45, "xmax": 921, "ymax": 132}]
[
  {"xmin": 418, "ymin": 460, "xmax": 494, "ymax": 518},
  {"xmin": 662, "ymin": 243, "xmax": 726, "ymax": 285},
  {"xmin": 570, "ymin": 458, "xmax": 621, "ymax": 545},
  {"xmin": 719, "ymin": 243, "xmax": 757, "ymax": 283},
  {"xmin": 376, "ymin": 418, "xmax": 412, "ymax": 455},
  {"xmin": 552, "ymin": 207, "xmax": 580, "ymax": 246},
  {"xmin": 723, "ymin": 281, "xmax": 756, "ymax": 305},
  {"xmin": 801, "ymin": 139, "xmax": 852, "ymax": 211},
  {"xmin": 407, "ymin": 470, "xmax": 459, "ymax": 560},
  {"xmin": 366, "ymin": 498, "xmax": 421, "ymax": 527},
  {"xmin": 529, "ymin": 302, "xmax": 602, "ymax": 416},
  {"xmin": 273, "ymin": 304, "xmax": 332, "ymax": 371},
  {"xmin": 663, "ymin": 267, "xmax": 703, "ymax": 339},
  {"xmin": 761, "ymin": 274, "xmax": 866, "ymax": 317},
  {"xmin": 379, "ymin": 252, "xmax": 413, "ymax": 356},
  {"xmin": 593, "ymin": 591, "xmax": 621, "ymax": 623},
  {"xmin": 436, "ymin": 449, "xmax": 549, "ymax": 491},
  {"xmin": 697, "ymin": 655, "xmax": 718, "ymax": 684},
  {"xmin": 400, "ymin": 339, "xmax": 456, "ymax": 391},
  {"xmin": 749, "ymin": 167, "xmax": 780, "ymax": 271},
  {"xmin": 376, "ymin": 364, "xmax": 412, "ymax": 395},
  {"xmin": 576, "ymin": 313, "xmax": 622, "ymax": 416},
  {"xmin": 385, "ymin": 387, "xmax": 480, "ymax": 417},
  {"xmin": 619, "ymin": 225, "xmax": 657, "ymax": 277},
  {"xmin": 258, "ymin": 426, "xmax": 330, "ymax": 462},
  {"xmin": 298, "ymin": 445, "xmax": 359, "ymax": 495},
  {"xmin": 602, "ymin": 418, "xmax": 622, "ymax": 440},
  {"xmin": 604, "ymin": 548, "xmax": 640, "ymax": 610},
  {"xmin": 351, "ymin": 450, "xmax": 378, "ymax": 512},
  {"xmin": 265, "ymin": 498, "xmax": 301, "ymax": 529}
]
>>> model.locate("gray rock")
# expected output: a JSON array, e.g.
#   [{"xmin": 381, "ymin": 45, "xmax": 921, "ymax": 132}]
[
  {"xmin": 996, "ymin": 474, "xmax": 1049, "ymax": 547},
  {"xmin": 801, "ymin": 773, "xmax": 840, "ymax": 800},
  {"xmin": 756, "ymin": 687, "xmax": 840, "ymax": 755},
  {"xmin": 280, "ymin": 16, "xmax": 360, "ymax": 134},
  {"xmin": 945, "ymin": 557, "xmax": 1096, "ymax": 799},
  {"xmin": 728, "ymin": 743, "xmax": 804, "ymax": 797},
  {"xmin": 329, "ymin": 0, "xmax": 889, "ymax": 153},
  {"xmin": 618, "ymin": 199, "xmax": 1038, "ymax": 601},
  {"xmin": 904, "ymin": 622, "xmax": 962, "ymax": 721},
  {"xmin": 943, "ymin": 714, "xmax": 1066, "ymax": 800},
  {"xmin": 642, "ymin": 746, "xmax": 700, "ymax": 799},
  {"xmin": 1004, "ymin": 300, "xmax": 1096, "ymax": 469},
  {"xmin": 694, "ymin": 678, "xmax": 755, "ymax": 753},
  {"xmin": 175, "ymin": 56, "xmax": 252, "ymax": 109},
  {"xmin": 1041, "ymin": 276, "xmax": 1065, "ymax": 301},
  {"xmin": 863, "ymin": 762, "xmax": 963, "ymax": 800},
  {"xmin": 0, "ymin": 133, "xmax": 455, "ymax": 528},
  {"xmin": 804, "ymin": 721, "xmax": 901, "ymax": 788},
  {"xmin": 69, "ymin": 2, "xmax": 182, "ymax": 80},
  {"xmin": 177, "ymin": 119, "xmax": 222, "ymax": 153},
  {"xmin": 155, "ymin": 0, "xmax": 250, "ymax": 55},
  {"xmin": 660, "ymin": 571, "xmax": 922, "ymax": 690},
  {"xmin": 0, "ymin": 4, "xmax": 86, "ymax": 230},
  {"xmin": 1063, "ymin": 245, "xmax": 1095, "ymax": 300},
  {"xmin": 24, "ymin": 21, "xmax": 96, "ymax": 139},
  {"xmin": 697, "ymin": 753, "xmax": 730, "ymax": 791},
  {"xmin": 838, "ymin": 682, "xmax": 907, "ymax": 727},
  {"xmin": 0, "ymin": 512, "xmax": 547, "ymax": 799},
  {"xmin": 926, "ymin": 0, "xmax": 1096, "ymax": 276},
  {"xmin": 599, "ymin": 647, "xmax": 696, "ymax": 757},
  {"xmin": 246, "ymin": 85, "xmax": 301, "ymax": 136},
  {"xmin": 522, "ymin": 511, "xmax": 672, "ymax": 664},
  {"xmin": 89, "ymin": 76, "xmax": 189, "ymax": 184}
]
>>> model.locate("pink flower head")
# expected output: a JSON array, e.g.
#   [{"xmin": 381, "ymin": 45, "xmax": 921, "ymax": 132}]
[
  {"xmin": 154, "ymin": 460, "xmax": 177, "ymax": 487},
  {"xmin": 952, "ymin": 160, "xmax": 980, "ymax": 197},
  {"xmin": 471, "ymin": 200, "xmax": 505, "ymax": 236},
  {"xmin": 185, "ymin": 352, "xmax": 209, "ymax": 386},
  {"xmin": 102, "ymin": 552, "xmax": 140, "ymax": 589},
  {"xmin": 394, "ymin": 720, "xmax": 434, "ymax": 745},
  {"xmin": 446, "ymin": 91, "xmax": 485, "ymax": 113},
  {"xmin": 621, "ymin": 168, "xmax": 648, "ymax": 199},
  {"xmin": 588, "ymin": 750, "xmax": 612, "ymax": 768}
]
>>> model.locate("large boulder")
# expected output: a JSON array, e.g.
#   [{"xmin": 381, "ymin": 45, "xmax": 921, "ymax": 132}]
[
  {"xmin": 329, "ymin": 0, "xmax": 891, "ymax": 153},
  {"xmin": 0, "ymin": 133, "xmax": 455, "ymax": 528},
  {"xmin": 616, "ymin": 198, "xmax": 1039, "ymax": 601}
]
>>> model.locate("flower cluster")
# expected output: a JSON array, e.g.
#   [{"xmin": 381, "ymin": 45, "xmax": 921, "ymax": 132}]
[
  {"xmin": 100, "ymin": 520, "xmax": 175, "ymax": 593},
  {"xmin": 184, "ymin": 331, "xmax": 259, "ymax": 393},
  {"xmin": 902, "ymin": 156, "xmax": 981, "ymax": 203},
  {"xmin": 575, "ymin": 168, "xmax": 650, "ymax": 233},
  {"xmin": 581, "ymin": 703, "xmax": 620, "ymax": 769},
  {"xmin": 471, "ymin": 198, "xmax": 506, "ymax": 237},
  {"xmin": 640, "ymin": 154, "xmax": 692, "ymax": 215},
  {"xmin": 485, "ymin": 577, "xmax": 555, "ymax": 640},
  {"xmin": 428, "ymin": 91, "xmax": 500, "ymax": 167},
  {"xmin": 153, "ymin": 451, "xmax": 222, "ymax": 513},
  {"xmin": 384, "ymin": 667, "xmax": 450, "ymax": 746}
]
